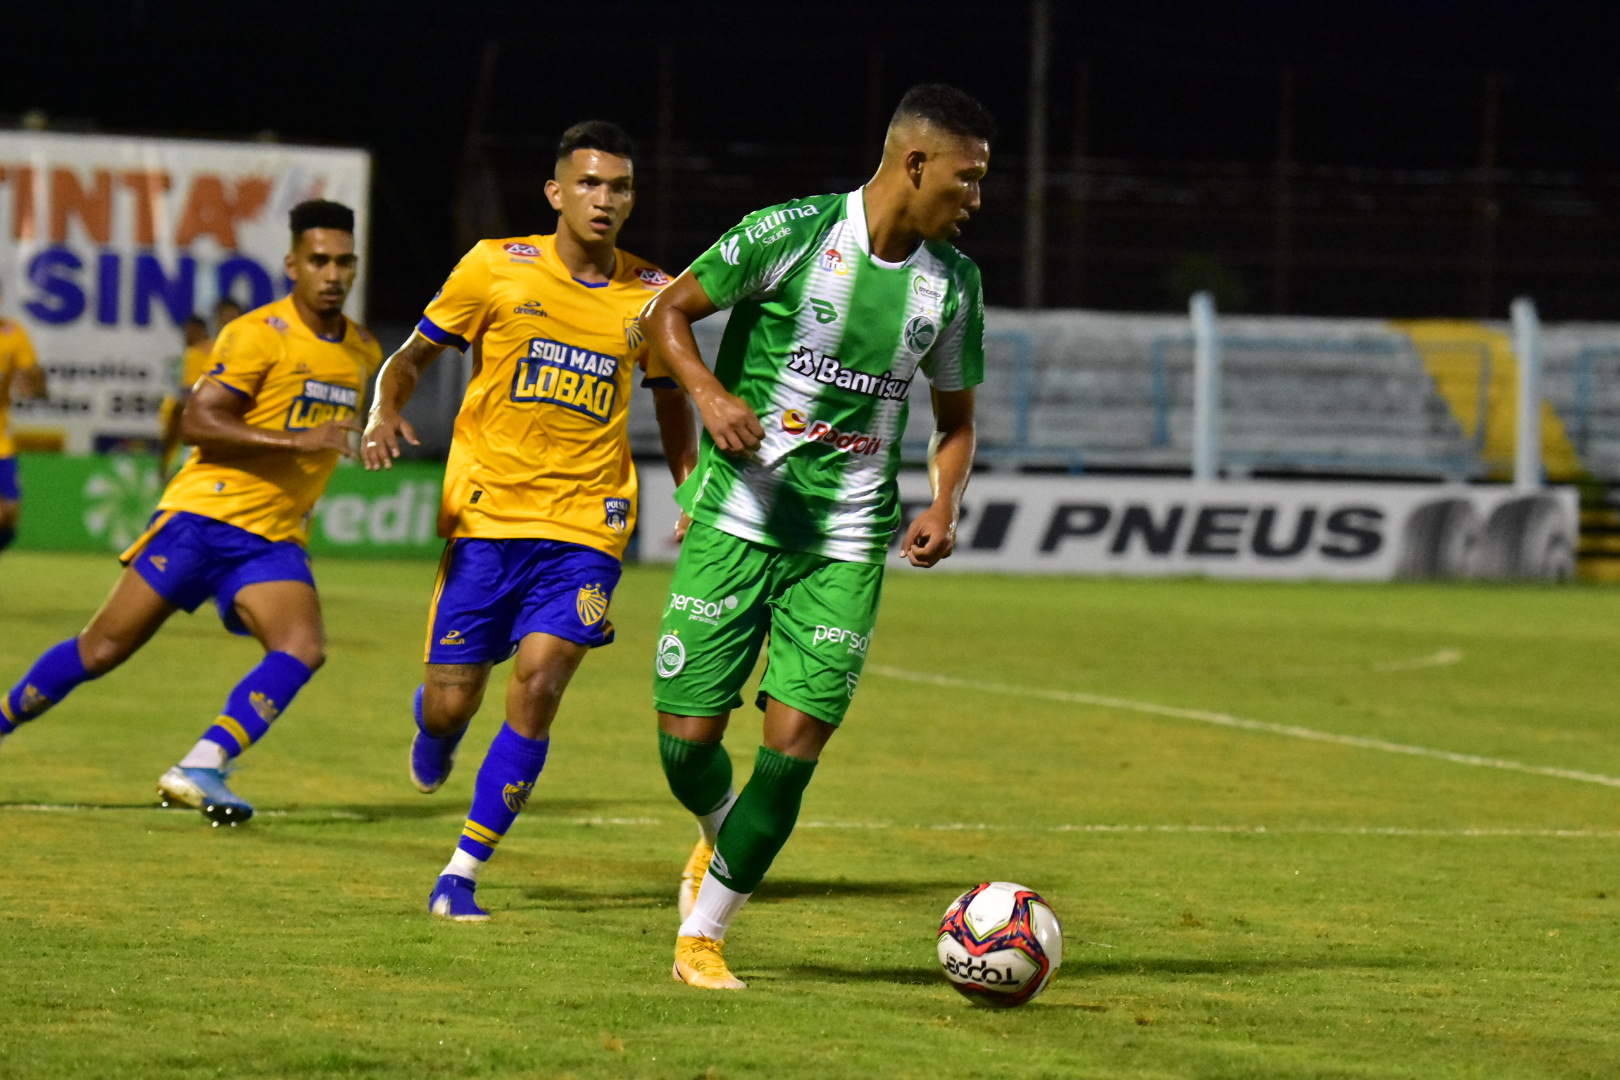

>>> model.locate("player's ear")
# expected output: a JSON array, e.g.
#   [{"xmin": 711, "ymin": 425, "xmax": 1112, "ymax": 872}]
[
  {"xmin": 544, "ymin": 178, "xmax": 563, "ymax": 211},
  {"xmin": 283, "ymin": 248, "xmax": 298, "ymax": 279},
  {"xmin": 905, "ymin": 149, "xmax": 928, "ymax": 190}
]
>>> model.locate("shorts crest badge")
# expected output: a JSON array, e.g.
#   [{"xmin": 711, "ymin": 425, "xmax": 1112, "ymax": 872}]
[{"xmin": 576, "ymin": 583, "xmax": 609, "ymax": 626}]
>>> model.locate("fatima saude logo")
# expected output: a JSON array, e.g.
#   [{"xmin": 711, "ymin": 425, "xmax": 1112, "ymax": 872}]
[{"xmin": 656, "ymin": 633, "xmax": 687, "ymax": 678}]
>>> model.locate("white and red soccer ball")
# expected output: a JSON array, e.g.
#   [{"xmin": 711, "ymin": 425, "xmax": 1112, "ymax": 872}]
[{"xmin": 937, "ymin": 881, "xmax": 1063, "ymax": 1007}]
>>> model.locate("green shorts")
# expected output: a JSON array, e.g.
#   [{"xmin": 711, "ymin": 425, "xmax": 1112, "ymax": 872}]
[{"xmin": 653, "ymin": 521, "xmax": 885, "ymax": 726}]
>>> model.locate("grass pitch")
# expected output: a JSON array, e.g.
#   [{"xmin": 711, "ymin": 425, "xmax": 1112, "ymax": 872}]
[{"xmin": 2, "ymin": 551, "xmax": 1618, "ymax": 1079}]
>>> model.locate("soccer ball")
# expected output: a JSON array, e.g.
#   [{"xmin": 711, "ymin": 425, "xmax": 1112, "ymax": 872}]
[{"xmin": 937, "ymin": 881, "xmax": 1063, "ymax": 1007}]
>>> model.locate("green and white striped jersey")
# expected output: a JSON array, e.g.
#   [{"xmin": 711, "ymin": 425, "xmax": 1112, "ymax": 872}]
[{"xmin": 680, "ymin": 189, "xmax": 985, "ymax": 563}]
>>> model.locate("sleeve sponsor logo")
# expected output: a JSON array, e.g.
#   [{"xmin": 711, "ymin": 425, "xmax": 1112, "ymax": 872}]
[
  {"xmin": 636, "ymin": 267, "xmax": 671, "ymax": 288},
  {"xmin": 510, "ymin": 338, "xmax": 619, "ymax": 422},
  {"xmin": 503, "ymin": 242, "xmax": 542, "ymax": 257},
  {"xmin": 786, "ymin": 346, "xmax": 912, "ymax": 400},
  {"xmin": 285, "ymin": 379, "xmax": 360, "ymax": 429},
  {"xmin": 743, "ymin": 203, "xmax": 821, "ymax": 243},
  {"xmin": 719, "ymin": 236, "xmax": 742, "ymax": 266}
]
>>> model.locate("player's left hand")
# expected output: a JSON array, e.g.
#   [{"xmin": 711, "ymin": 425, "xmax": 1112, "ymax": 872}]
[
  {"xmin": 674, "ymin": 512, "xmax": 693, "ymax": 543},
  {"xmin": 901, "ymin": 503, "xmax": 957, "ymax": 567}
]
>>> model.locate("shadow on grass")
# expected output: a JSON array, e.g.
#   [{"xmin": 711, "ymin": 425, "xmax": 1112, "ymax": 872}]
[
  {"xmin": 756, "ymin": 878, "xmax": 960, "ymax": 900},
  {"xmin": 514, "ymin": 881, "xmax": 669, "ymax": 911},
  {"xmin": 1075, "ymin": 953, "xmax": 1425, "ymax": 977},
  {"xmin": 268, "ymin": 797, "xmax": 662, "ymax": 824},
  {"xmin": 780, "ymin": 963, "xmax": 941, "ymax": 986}
]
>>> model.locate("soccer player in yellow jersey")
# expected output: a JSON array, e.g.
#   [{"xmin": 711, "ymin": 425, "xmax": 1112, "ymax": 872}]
[
  {"xmin": 363, "ymin": 121, "xmax": 697, "ymax": 920},
  {"xmin": 0, "ymin": 201, "xmax": 382, "ymax": 825},
  {"xmin": 161, "ymin": 298, "xmax": 244, "ymax": 474},
  {"xmin": 0, "ymin": 283, "xmax": 47, "ymax": 558}
]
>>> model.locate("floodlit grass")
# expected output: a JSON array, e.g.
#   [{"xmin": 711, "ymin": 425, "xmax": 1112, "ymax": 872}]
[{"xmin": 2, "ymin": 551, "xmax": 1618, "ymax": 1079}]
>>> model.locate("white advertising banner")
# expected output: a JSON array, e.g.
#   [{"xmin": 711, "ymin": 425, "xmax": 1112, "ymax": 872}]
[
  {"xmin": 0, "ymin": 131, "xmax": 370, "ymax": 452},
  {"xmin": 637, "ymin": 472, "xmax": 1578, "ymax": 581}
]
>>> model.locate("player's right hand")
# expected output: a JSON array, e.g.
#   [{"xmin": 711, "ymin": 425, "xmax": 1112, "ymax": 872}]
[
  {"xmin": 698, "ymin": 390, "xmax": 764, "ymax": 455},
  {"xmin": 361, "ymin": 411, "xmax": 420, "ymax": 470},
  {"xmin": 295, "ymin": 419, "xmax": 363, "ymax": 459}
]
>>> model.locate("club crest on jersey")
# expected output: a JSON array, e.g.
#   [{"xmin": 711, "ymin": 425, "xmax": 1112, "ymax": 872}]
[
  {"xmin": 285, "ymin": 380, "xmax": 360, "ymax": 430},
  {"xmin": 637, "ymin": 267, "xmax": 671, "ymax": 289},
  {"xmin": 604, "ymin": 497, "xmax": 630, "ymax": 533},
  {"xmin": 818, "ymin": 247, "xmax": 849, "ymax": 275},
  {"xmin": 511, "ymin": 338, "xmax": 619, "ymax": 422},
  {"xmin": 781, "ymin": 408, "xmax": 808, "ymax": 434},
  {"xmin": 503, "ymin": 241, "xmax": 542, "ymax": 258},
  {"xmin": 502, "ymin": 780, "xmax": 534, "ymax": 812},
  {"xmin": 265, "ymin": 315, "xmax": 290, "ymax": 332},
  {"xmin": 576, "ymin": 583, "xmax": 610, "ymax": 626},
  {"xmin": 623, "ymin": 316, "xmax": 645, "ymax": 351},
  {"xmin": 903, "ymin": 314, "xmax": 938, "ymax": 354}
]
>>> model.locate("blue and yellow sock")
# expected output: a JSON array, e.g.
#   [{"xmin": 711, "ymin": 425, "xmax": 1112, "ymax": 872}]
[
  {"xmin": 197, "ymin": 651, "xmax": 313, "ymax": 759},
  {"xmin": 450, "ymin": 725, "xmax": 549, "ymax": 869},
  {"xmin": 2, "ymin": 638, "xmax": 97, "ymax": 734}
]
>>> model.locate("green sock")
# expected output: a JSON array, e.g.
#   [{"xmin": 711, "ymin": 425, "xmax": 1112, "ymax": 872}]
[
  {"xmin": 710, "ymin": 746, "xmax": 818, "ymax": 894},
  {"xmin": 659, "ymin": 731, "xmax": 734, "ymax": 817}
]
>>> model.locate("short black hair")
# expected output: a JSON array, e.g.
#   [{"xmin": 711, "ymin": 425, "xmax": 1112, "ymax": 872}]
[
  {"xmin": 182, "ymin": 314, "xmax": 207, "ymax": 330},
  {"xmin": 892, "ymin": 84, "xmax": 997, "ymax": 145},
  {"xmin": 556, "ymin": 120, "xmax": 636, "ymax": 165},
  {"xmin": 289, "ymin": 199, "xmax": 355, "ymax": 241},
  {"xmin": 215, "ymin": 296, "xmax": 243, "ymax": 314}
]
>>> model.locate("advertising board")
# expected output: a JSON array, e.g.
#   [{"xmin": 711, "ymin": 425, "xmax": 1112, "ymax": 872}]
[
  {"xmin": 637, "ymin": 471, "xmax": 1577, "ymax": 581},
  {"xmin": 0, "ymin": 131, "xmax": 370, "ymax": 453}
]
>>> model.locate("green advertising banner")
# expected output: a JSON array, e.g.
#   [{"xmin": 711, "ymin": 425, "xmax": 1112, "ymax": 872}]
[{"xmin": 13, "ymin": 453, "xmax": 447, "ymax": 559}]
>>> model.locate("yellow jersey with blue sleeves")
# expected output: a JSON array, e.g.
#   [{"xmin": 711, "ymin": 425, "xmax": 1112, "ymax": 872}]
[
  {"xmin": 158, "ymin": 296, "xmax": 383, "ymax": 544},
  {"xmin": 0, "ymin": 318, "xmax": 39, "ymax": 458},
  {"xmin": 417, "ymin": 234, "xmax": 672, "ymax": 559}
]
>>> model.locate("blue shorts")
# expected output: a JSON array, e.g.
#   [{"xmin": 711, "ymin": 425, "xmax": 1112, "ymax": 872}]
[
  {"xmin": 0, "ymin": 456, "xmax": 18, "ymax": 501},
  {"xmin": 425, "ymin": 538, "xmax": 622, "ymax": 665},
  {"xmin": 121, "ymin": 511, "xmax": 315, "ymax": 635}
]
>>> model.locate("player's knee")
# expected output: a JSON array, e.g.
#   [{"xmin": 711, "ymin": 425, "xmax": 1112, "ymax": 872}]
[
  {"xmin": 279, "ymin": 639, "xmax": 325, "ymax": 671},
  {"xmin": 76, "ymin": 632, "xmax": 130, "ymax": 675}
]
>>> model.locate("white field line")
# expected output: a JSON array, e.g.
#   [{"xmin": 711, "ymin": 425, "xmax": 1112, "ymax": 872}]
[
  {"xmin": 3, "ymin": 804, "xmax": 1615, "ymax": 838},
  {"xmin": 868, "ymin": 664, "xmax": 1620, "ymax": 790},
  {"xmin": 1373, "ymin": 648, "xmax": 1464, "ymax": 672}
]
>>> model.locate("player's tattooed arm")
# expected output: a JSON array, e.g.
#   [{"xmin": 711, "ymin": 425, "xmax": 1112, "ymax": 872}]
[
  {"xmin": 362, "ymin": 331, "xmax": 446, "ymax": 470},
  {"xmin": 182, "ymin": 378, "xmax": 359, "ymax": 459},
  {"xmin": 643, "ymin": 272, "xmax": 764, "ymax": 456},
  {"xmin": 902, "ymin": 387, "xmax": 976, "ymax": 568}
]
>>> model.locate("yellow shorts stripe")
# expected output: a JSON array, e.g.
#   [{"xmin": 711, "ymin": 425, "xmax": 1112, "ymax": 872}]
[
  {"xmin": 461, "ymin": 820, "xmax": 504, "ymax": 847},
  {"xmin": 422, "ymin": 539, "xmax": 459, "ymax": 663},
  {"xmin": 213, "ymin": 714, "xmax": 253, "ymax": 754},
  {"xmin": 119, "ymin": 510, "xmax": 178, "ymax": 566}
]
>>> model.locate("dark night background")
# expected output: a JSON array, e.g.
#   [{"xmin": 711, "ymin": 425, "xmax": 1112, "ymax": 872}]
[{"xmin": 9, "ymin": 1, "xmax": 1620, "ymax": 322}]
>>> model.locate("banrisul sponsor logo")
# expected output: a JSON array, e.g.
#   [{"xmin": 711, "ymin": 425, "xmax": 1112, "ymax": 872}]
[
  {"xmin": 511, "ymin": 338, "xmax": 619, "ymax": 421},
  {"xmin": 743, "ymin": 203, "xmax": 821, "ymax": 243},
  {"xmin": 667, "ymin": 591, "xmax": 740, "ymax": 626},
  {"xmin": 786, "ymin": 347, "xmax": 912, "ymax": 400}
]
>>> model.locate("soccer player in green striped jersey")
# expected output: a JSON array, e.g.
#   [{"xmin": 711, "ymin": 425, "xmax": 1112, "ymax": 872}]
[{"xmin": 641, "ymin": 84, "xmax": 994, "ymax": 989}]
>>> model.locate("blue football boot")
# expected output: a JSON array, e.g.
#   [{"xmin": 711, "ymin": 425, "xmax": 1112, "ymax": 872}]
[
  {"xmin": 157, "ymin": 765, "xmax": 254, "ymax": 826},
  {"xmin": 428, "ymin": 874, "xmax": 490, "ymax": 921},
  {"xmin": 410, "ymin": 685, "xmax": 466, "ymax": 794}
]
